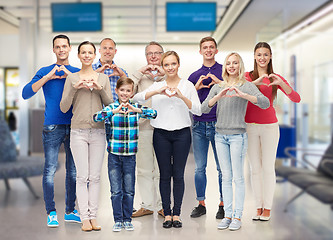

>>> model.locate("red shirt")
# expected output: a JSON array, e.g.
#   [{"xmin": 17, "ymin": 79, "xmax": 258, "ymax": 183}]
[{"xmin": 244, "ymin": 72, "xmax": 301, "ymax": 124}]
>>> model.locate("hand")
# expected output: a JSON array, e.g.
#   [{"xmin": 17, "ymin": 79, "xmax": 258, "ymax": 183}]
[
  {"xmin": 112, "ymin": 103, "xmax": 127, "ymax": 114},
  {"xmin": 46, "ymin": 65, "xmax": 67, "ymax": 81},
  {"xmin": 207, "ymin": 73, "xmax": 222, "ymax": 85},
  {"xmin": 95, "ymin": 64, "xmax": 112, "ymax": 73},
  {"xmin": 109, "ymin": 64, "xmax": 126, "ymax": 77},
  {"xmin": 268, "ymin": 73, "xmax": 283, "ymax": 86},
  {"xmin": 195, "ymin": 75, "xmax": 211, "ymax": 90},
  {"xmin": 172, "ymin": 88, "xmax": 184, "ymax": 99},
  {"xmin": 252, "ymin": 74, "xmax": 269, "ymax": 86},
  {"xmin": 215, "ymin": 87, "xmax": 230, "ymax": 100},
  {"xmin": 228, "ymin": 86, "xmax": 247, "ymax": 99},
  {"xmin": 123, "ymin": 102, "xmax": 142, "ymax": 113},
  {"xmin": 73, "ymin": 78, "xmax": 90, "ymax": 90},
  {"xmin": 141, "ymin": 65, "xmax": 165, "ymax": 78}
]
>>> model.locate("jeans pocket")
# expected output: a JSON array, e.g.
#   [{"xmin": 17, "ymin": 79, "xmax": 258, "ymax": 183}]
[
  {"xmin": 43, "ymin": 125, "xmax": 57, "ymax": 133},
  {"xmin": 192, "ymin": 120, "xmax": 200, "ymax": 130}
]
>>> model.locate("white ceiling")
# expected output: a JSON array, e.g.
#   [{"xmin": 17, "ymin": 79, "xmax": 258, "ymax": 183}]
[{"xmin": 0, "ymin": 0, "xmax": 331, "ymax": 50}]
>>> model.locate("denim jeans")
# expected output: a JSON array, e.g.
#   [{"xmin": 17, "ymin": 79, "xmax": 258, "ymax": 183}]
[
  {"xmin": 108, "ymin": 153, "xmax": 136, "ymax": 223},
  {"xmin": 192, "ymin": 120, "xmax": 223, "ymax": 201},
  {"xmin": 153, "ymin": 127, "xmax": 191, "ymax": 216},
  {"xmin": 215, "ymin": 132, "xmax": 248, "ymax": 219},
  {"xmin": 42, "ymin": 124, "xmax": 76, "ymax": 215}
]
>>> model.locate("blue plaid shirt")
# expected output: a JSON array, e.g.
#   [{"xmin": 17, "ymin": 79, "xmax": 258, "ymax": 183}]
[
  {"xmin": 92, "ymin": 59, "xmax": 128, "ymax": 102},
  {"xmin": 93, "ymin": 100, "xmax": 157, "ymax": 156}
]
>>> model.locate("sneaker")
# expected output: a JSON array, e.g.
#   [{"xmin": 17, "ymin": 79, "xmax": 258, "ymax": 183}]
[
  {"xmin": 47, "ymin": 211, "xmax": 59, "ymax": 228},
  {"xmin": 229, "ymin": 219, "xmax": 242, "ymax": 231},
  {"xmin": 190, "ymin": 204, "xmax": 206, "ymax": 218},
  {"xmin": 217, "ymin": 218, "xmax": 231, "ymax": 230},
  {"xmin": 132, "ymin": 208, "xmax": 153, "ymax": 218},
  {"xmin": 113, "ymin": 222, "xmax": 123, "ymax": 232},
  {"xmin": 123, "ymin": 221, "xmax": 134, "ymax": 231},
  {"xmin": 64, "ymin": 209, "xmax": 81, "ymax": 223},
  {"xmin": 216, "ymin": 206, "xmax": 225, "ymax": 219}
]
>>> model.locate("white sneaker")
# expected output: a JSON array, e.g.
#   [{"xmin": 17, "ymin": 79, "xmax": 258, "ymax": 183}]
[
  {"xmin": 217, "ymin": 218, "xmax": 231, "ymax": 230},
  {"xmin": 229, "ymin": 219, "xmax": 242, "ymax": 231}
]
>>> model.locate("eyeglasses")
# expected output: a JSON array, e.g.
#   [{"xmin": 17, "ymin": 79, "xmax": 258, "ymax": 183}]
[{"xmin": 146, "ymin": 52, "xmax": 163, "ymax": 56}]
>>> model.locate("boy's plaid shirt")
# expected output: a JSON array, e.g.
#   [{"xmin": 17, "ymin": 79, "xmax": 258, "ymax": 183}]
[{"xmin": 93, "ymin": 100, "xmax": 157, "ymax": 155}]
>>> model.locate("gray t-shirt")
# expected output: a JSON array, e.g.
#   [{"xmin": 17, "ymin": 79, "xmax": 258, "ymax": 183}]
[{"xmin": 201, "ymin": 81, "xmax": 269, "ymax": 135}]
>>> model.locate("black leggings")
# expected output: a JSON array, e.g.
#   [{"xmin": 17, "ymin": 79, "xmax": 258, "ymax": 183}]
[{"xmin": 153, "ymin": 127, "xmax": 191, "ymax": 216}]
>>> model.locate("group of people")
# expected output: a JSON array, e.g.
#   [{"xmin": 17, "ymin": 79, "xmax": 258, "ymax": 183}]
[{"xmin": 22, "ymin": 34, "xmax": 300, "ymax": 233}]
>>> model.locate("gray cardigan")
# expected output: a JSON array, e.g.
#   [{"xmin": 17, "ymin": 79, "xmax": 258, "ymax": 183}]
[{"xmin": 201, "ymin": 81, "xmax": 269, "ymax": 135}]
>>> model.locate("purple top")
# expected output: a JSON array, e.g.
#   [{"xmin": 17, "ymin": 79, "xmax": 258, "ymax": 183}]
[{"xmin": 188, "ymin": 61, "xmax": 223, "ymax": 122}]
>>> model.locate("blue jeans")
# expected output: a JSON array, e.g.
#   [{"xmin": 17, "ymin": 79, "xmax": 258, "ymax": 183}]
[
  {"xmin": 108, "ymin": 153, "xmax": 136, "ymax": 223},
  {"xmin": 192, "ymin": 120, "xmax": 223, "ymax": 202},
  {"xmin": 153, "ymin": 127, "xmax": 191, "ymax": 216},
  {"xmin": 215, "ymin": 132, "xmax": 248, "ymax": 219},
  {"xmin": 42, "ymin": 124, "xmax": 76, "ymax": 214}
]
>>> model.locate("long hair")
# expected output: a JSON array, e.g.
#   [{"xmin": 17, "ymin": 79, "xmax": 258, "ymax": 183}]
[
  {"xmin": 161, "ymin": 51, "xmax": 180, "ymax": 65},
  {"xmin": 221, "ymin": 52, "xmax": 246, "ymax": 87},
  {"xmin": 250, "ymin": 42, "xmax": 277, "ymax": 99}
]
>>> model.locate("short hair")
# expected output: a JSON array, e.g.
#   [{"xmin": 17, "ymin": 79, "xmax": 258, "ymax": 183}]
[
  {"xmin": 199, "ymin": 36, "xmax": 217, "ymax": 48},
  {"xmin": 100, "ymin": 38, "xmax": 116, "ymax": 47},
  {"xmin": 116, "ymin": 77, "xmax": 134, "ymax": 90},
  {"xmin": 161, "ymin": 51, "xmax": 180, "ymax": 66},
  {"xmin": 53, "ymin": 34, "xmax": 70, "ymax": 47},
  {"xmin": 78, "ymin": 41, "xmax": 96, "ymax": 54},
  {"xmin": 145, "ymin": 41, "xmax": 164, "ymax": 54}
]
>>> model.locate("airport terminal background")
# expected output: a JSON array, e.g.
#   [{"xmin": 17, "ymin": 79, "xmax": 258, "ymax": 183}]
[{"xmin": 0, "ymin": 0, "xmax": 333, "ymax": 239}]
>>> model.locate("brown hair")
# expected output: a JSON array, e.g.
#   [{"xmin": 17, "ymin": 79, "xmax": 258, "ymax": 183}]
[
  {"xmin": 116, "ymin": 77, "xmax": 134, "ymax": 90},
  {"xmin": 78, "ymin": 41, "xmax": 96, "ymax": 54},
  {"xmin": 250, "ymin": 42, "xmax": 277, "ymax": 99},
  {"xmin": 200, "ymin": 36, "xmax": 217, "ymax": 49},
  {"xmin": 161, "ymin": 51, "xmax": 180, "ymax": 66}
]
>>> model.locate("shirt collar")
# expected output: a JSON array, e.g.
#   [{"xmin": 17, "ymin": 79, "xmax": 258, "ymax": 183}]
[
  {"xmin": 201, "ymin": 61, "xmax": 219, "ymax": 70},
  {"xmin": 97, "ymin": 59, "xmax": 115, "ymax": 67}
]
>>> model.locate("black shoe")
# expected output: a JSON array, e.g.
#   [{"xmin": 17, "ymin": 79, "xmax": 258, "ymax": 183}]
[
  {"xmin": 216, "ymin": 206, "xmax": 225, "ymax": 219},
  {"xmin": 163, "ymin": 220, "xmax": 173, "ymax": 228},
  {"xmin": 172, "ymin": 220, "xmax": 182, "ymax": 228},
  {"xmin": 190, "ymin": 204, "xmax": 206, "ymax": 218}
]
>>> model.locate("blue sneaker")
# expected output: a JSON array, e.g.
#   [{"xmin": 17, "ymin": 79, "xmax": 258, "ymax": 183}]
[
  {"xmin": 113, "ymin": 222, "xmax": 123, "ymax": 232},
  {"xmin": 123, "ymin": 221, "xmax": 134, "ymax": 231},
  {"xmin": 217, "ymin": 218, "xmax": 231, "ymax": 230},
  {"xmin": 64, "ymin": 209, "xmax": 81, "ymax": 223},
  {"xmin": 47, "ymin": 211, "xmax": 59, "ymax": 228}
]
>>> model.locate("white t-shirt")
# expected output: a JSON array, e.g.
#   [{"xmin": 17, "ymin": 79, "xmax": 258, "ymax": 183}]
[{"xmin": 133, "ymin": 79, "xmax": 202, "ymax": 131}]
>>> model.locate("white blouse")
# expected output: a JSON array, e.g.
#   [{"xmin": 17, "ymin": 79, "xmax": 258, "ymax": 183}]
[{"xmin": 133, "ymin": 78, "xmax": 202, "ymax": 131}]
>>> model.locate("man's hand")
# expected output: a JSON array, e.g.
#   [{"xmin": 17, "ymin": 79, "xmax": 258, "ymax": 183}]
[{"xmin": 109, "ymin": 64, "xmax": 126, "ymax": 77}]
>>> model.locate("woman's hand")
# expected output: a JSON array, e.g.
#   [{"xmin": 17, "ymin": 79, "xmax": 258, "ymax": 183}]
[
  {"xmin": 252, "ymin": 74, "xmax": 269, "ymax": 86},
  {"xmin": 268, "ymin": 73, "xmax": 283, "ymax": 86},
  {"xmin": 73, "ymin": 78, "xmax": 90, "ymax": 89}
]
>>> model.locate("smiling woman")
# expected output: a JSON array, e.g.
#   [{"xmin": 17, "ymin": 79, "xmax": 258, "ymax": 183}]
[
  {"xmin": 60, "ymin": 41, "xmax": 113, "ymax": 232},
  {"xmin": 133, "ymin": 50, "xmax": 201, "ymax": 229}
]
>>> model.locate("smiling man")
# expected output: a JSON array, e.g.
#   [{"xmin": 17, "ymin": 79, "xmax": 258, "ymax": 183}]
[
  {"xmin": 22, "ymin": 34, "xmax": 81, "ymax": 228},
  {"xmin": 92, "ymin": 38, "xmax": 128, "ymax": 142},
  {"xmin": 131, "ymin": 41, "xmax": 165, "ymax": 218},
  {"xmin": 188, "ymin": 36, "xmax": 225, "ymax": 220}
]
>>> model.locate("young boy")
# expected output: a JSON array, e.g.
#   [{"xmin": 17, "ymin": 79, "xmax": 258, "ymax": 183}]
[{"xmin": 93, "ymin": 77, "xmax": 157, "ymax": 232}]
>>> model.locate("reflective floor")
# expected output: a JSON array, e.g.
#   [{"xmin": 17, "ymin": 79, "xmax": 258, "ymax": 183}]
[{"xmin": 1, "ymin": 149, "xmax": 333, "ymax": 240}]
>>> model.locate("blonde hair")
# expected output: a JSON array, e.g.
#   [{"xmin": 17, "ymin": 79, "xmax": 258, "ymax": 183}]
[{"xmin": 221, "ymin": 52, "xmax": 246, "ymax": 87}]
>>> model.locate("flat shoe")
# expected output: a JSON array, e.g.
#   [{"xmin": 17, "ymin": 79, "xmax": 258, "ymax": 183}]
[
  {"xmin": 172, "ymin": 220, "xmax": 182, "ymax": 228},
  {"xmin": 259, "ymin": 215, "xmax": 271, "ymax": 221},
  {"xmin": 163, "ymin": 220, "xmax": 173, "ymax": 228}
]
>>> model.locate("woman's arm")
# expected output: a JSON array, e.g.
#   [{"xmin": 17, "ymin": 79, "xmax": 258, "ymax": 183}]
[
  {"xmin": 269, "ymin": 74, "xmax": 301, "ymax": 103},
  {"xmin": 60, "ymin": 74, "xmax": 78, "ymax": 113}
]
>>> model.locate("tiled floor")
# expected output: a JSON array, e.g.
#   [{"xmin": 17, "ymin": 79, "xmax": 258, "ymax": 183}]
[{"xmin": 1, "ymin": 149, "xmax": 333, "ymax": 240}]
